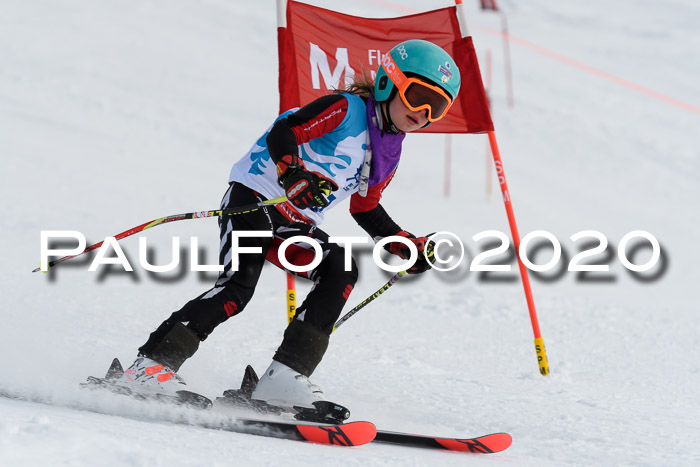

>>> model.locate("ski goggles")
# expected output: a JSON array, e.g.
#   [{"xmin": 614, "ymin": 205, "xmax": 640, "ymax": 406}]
[{"xmin": 381, "ymin": 53, "xmax": 454, "ymax": 122}]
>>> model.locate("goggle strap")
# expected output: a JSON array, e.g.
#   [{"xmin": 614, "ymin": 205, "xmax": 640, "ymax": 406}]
[{"xmin": 381, "ymin": 52, "xmax": 409, "ymax": 90}]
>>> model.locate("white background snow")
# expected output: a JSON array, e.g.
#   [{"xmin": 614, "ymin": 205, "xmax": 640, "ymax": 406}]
[{"xmin": 1, "ymin": 0, "xmax": 699, "ymax": 465}]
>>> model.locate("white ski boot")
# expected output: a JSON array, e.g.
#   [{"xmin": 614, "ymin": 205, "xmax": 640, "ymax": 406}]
[
  {"xmin": 114, "ymin": 356, "xmax": 187, "ymax": 396},
  {"xmin": 251, "ymin": 360, "xmax": 326, "ymax": 409}
]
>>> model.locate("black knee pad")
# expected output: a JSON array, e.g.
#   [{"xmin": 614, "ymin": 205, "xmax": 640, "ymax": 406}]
[
  {"xmin": 142, "ymin": 322, "xmax": 200, "ymax": 372},
  {"xmin": 273, "ymin": 319, "xmax": 330, "ymax": 377}
]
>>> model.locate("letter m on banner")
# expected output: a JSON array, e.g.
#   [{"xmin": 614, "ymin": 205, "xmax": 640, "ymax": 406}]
[
  {"xmin": 276, "ymin": 0, "xmax": 494, "ymax": 134},
  {"xmin": 309, "ymin": 43, "xmax": 354, "ymax": 91}
]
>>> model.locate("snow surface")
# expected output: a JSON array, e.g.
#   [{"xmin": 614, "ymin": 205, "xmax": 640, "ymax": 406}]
[{"xmin": 2, "ymin": 0, "xmax": 699, "ymax": 465}]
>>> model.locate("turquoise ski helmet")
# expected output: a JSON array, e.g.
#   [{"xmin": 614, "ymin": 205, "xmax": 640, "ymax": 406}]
[{"xmin": 374, "ymin": 39, "xmax": 461, "ymax": 105}]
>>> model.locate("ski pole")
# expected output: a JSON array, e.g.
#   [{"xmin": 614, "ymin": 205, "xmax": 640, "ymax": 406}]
[
  {"xmin": 331, "ymin": 238, "xmax": 439, "ymax": 332},
  {"xmin": 332, "ymin": 271, "xmax": 406, "ymax": 333},
  {"xmin": 34, "ymin": 196, "xmax": 288, "ymax": 272}
]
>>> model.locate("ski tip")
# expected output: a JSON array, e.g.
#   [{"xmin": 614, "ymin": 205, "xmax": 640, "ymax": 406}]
[
  {"xmin": 240, "ymin": 365, "xmax": 259, "ymax": 395},
  {"xmin": 436, "ymin": 432, "xmax": 512, "ymax": 453},
  {"xmin": 105, "ymin": 358, "xmax": 124, "ymax": 381},
  {"xmin": 244, "ymin": 364, "xmax": 259, "ymax": 380},
  {"xmin": 296, "ymin": 421, "xmax": 377, "ymax": 447}
]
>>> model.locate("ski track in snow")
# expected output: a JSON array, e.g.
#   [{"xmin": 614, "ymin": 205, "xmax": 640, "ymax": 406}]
[{"xmin": 1, "ymin": 0, "xmax": 699, "ymax": 465}]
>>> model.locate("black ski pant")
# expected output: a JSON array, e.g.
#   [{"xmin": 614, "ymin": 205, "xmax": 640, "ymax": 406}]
[{"xmin": 138, "ymin": 183, "xmax": 358, "ymax": 375}]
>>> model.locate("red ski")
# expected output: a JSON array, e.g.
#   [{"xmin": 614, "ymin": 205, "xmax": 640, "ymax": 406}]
[
  {"xmin": 287, "ymin": 421, "xmax": 377, "ymax": 446},
  {"xmin": 212, "ymin": 418, "xmax": 377, "ymax": 446},
  {"xmin": 374, "ymin": 430, "xmax": 512, "ymax": 453}
]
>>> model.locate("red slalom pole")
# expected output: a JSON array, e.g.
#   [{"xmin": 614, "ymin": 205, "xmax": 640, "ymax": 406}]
[
  {"xmin": 455, "ymin": 0, "xmax": 543, "ymax": 375},
  {"xmin": 487, "ymin": 130, "xmax": 549, "ymax": 375}
]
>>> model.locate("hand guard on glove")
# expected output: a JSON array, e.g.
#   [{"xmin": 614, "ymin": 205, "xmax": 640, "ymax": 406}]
[
  {"xmin": 276, "ymin": 155, "xmax": 339, "ymax": 210},
  {"xmin": 384, "ymin": 230, "xmax": 436, "ymax": 274}
]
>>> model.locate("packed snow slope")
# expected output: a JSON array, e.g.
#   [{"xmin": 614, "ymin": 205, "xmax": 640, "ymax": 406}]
[{"xmin": 1, "ymin": 0, "xmax": 699, "ymax": 465}]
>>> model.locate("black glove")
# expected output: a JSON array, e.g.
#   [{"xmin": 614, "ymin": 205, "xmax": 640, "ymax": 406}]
[
  {"xmin": 276, "ymin": 155, "xmax": 338, "ymax": 210},
  {"xmin": 384, "ymin": 230, "xmax": 436, "ymax": 274}
]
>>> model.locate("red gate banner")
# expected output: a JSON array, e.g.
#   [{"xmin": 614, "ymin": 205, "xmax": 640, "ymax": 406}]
[{"xmin": 278, "ymin": 1, "xmax": 494, "ymax": 134}]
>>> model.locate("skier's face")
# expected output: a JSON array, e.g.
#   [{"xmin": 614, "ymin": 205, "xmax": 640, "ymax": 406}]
[{"xmin": 388, "ymin": 93, "xmax": 428, "ymax": 133}]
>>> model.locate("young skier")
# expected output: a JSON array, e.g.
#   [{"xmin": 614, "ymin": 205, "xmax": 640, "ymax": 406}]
[{"xmin": 115, "ymin": 39, "xmax": 461, "ymax": 410}]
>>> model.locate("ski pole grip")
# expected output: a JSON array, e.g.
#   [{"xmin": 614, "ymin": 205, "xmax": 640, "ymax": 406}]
[{"xmin": 534, "ymin": 337, "xmax": 549, "ymax": 376}]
